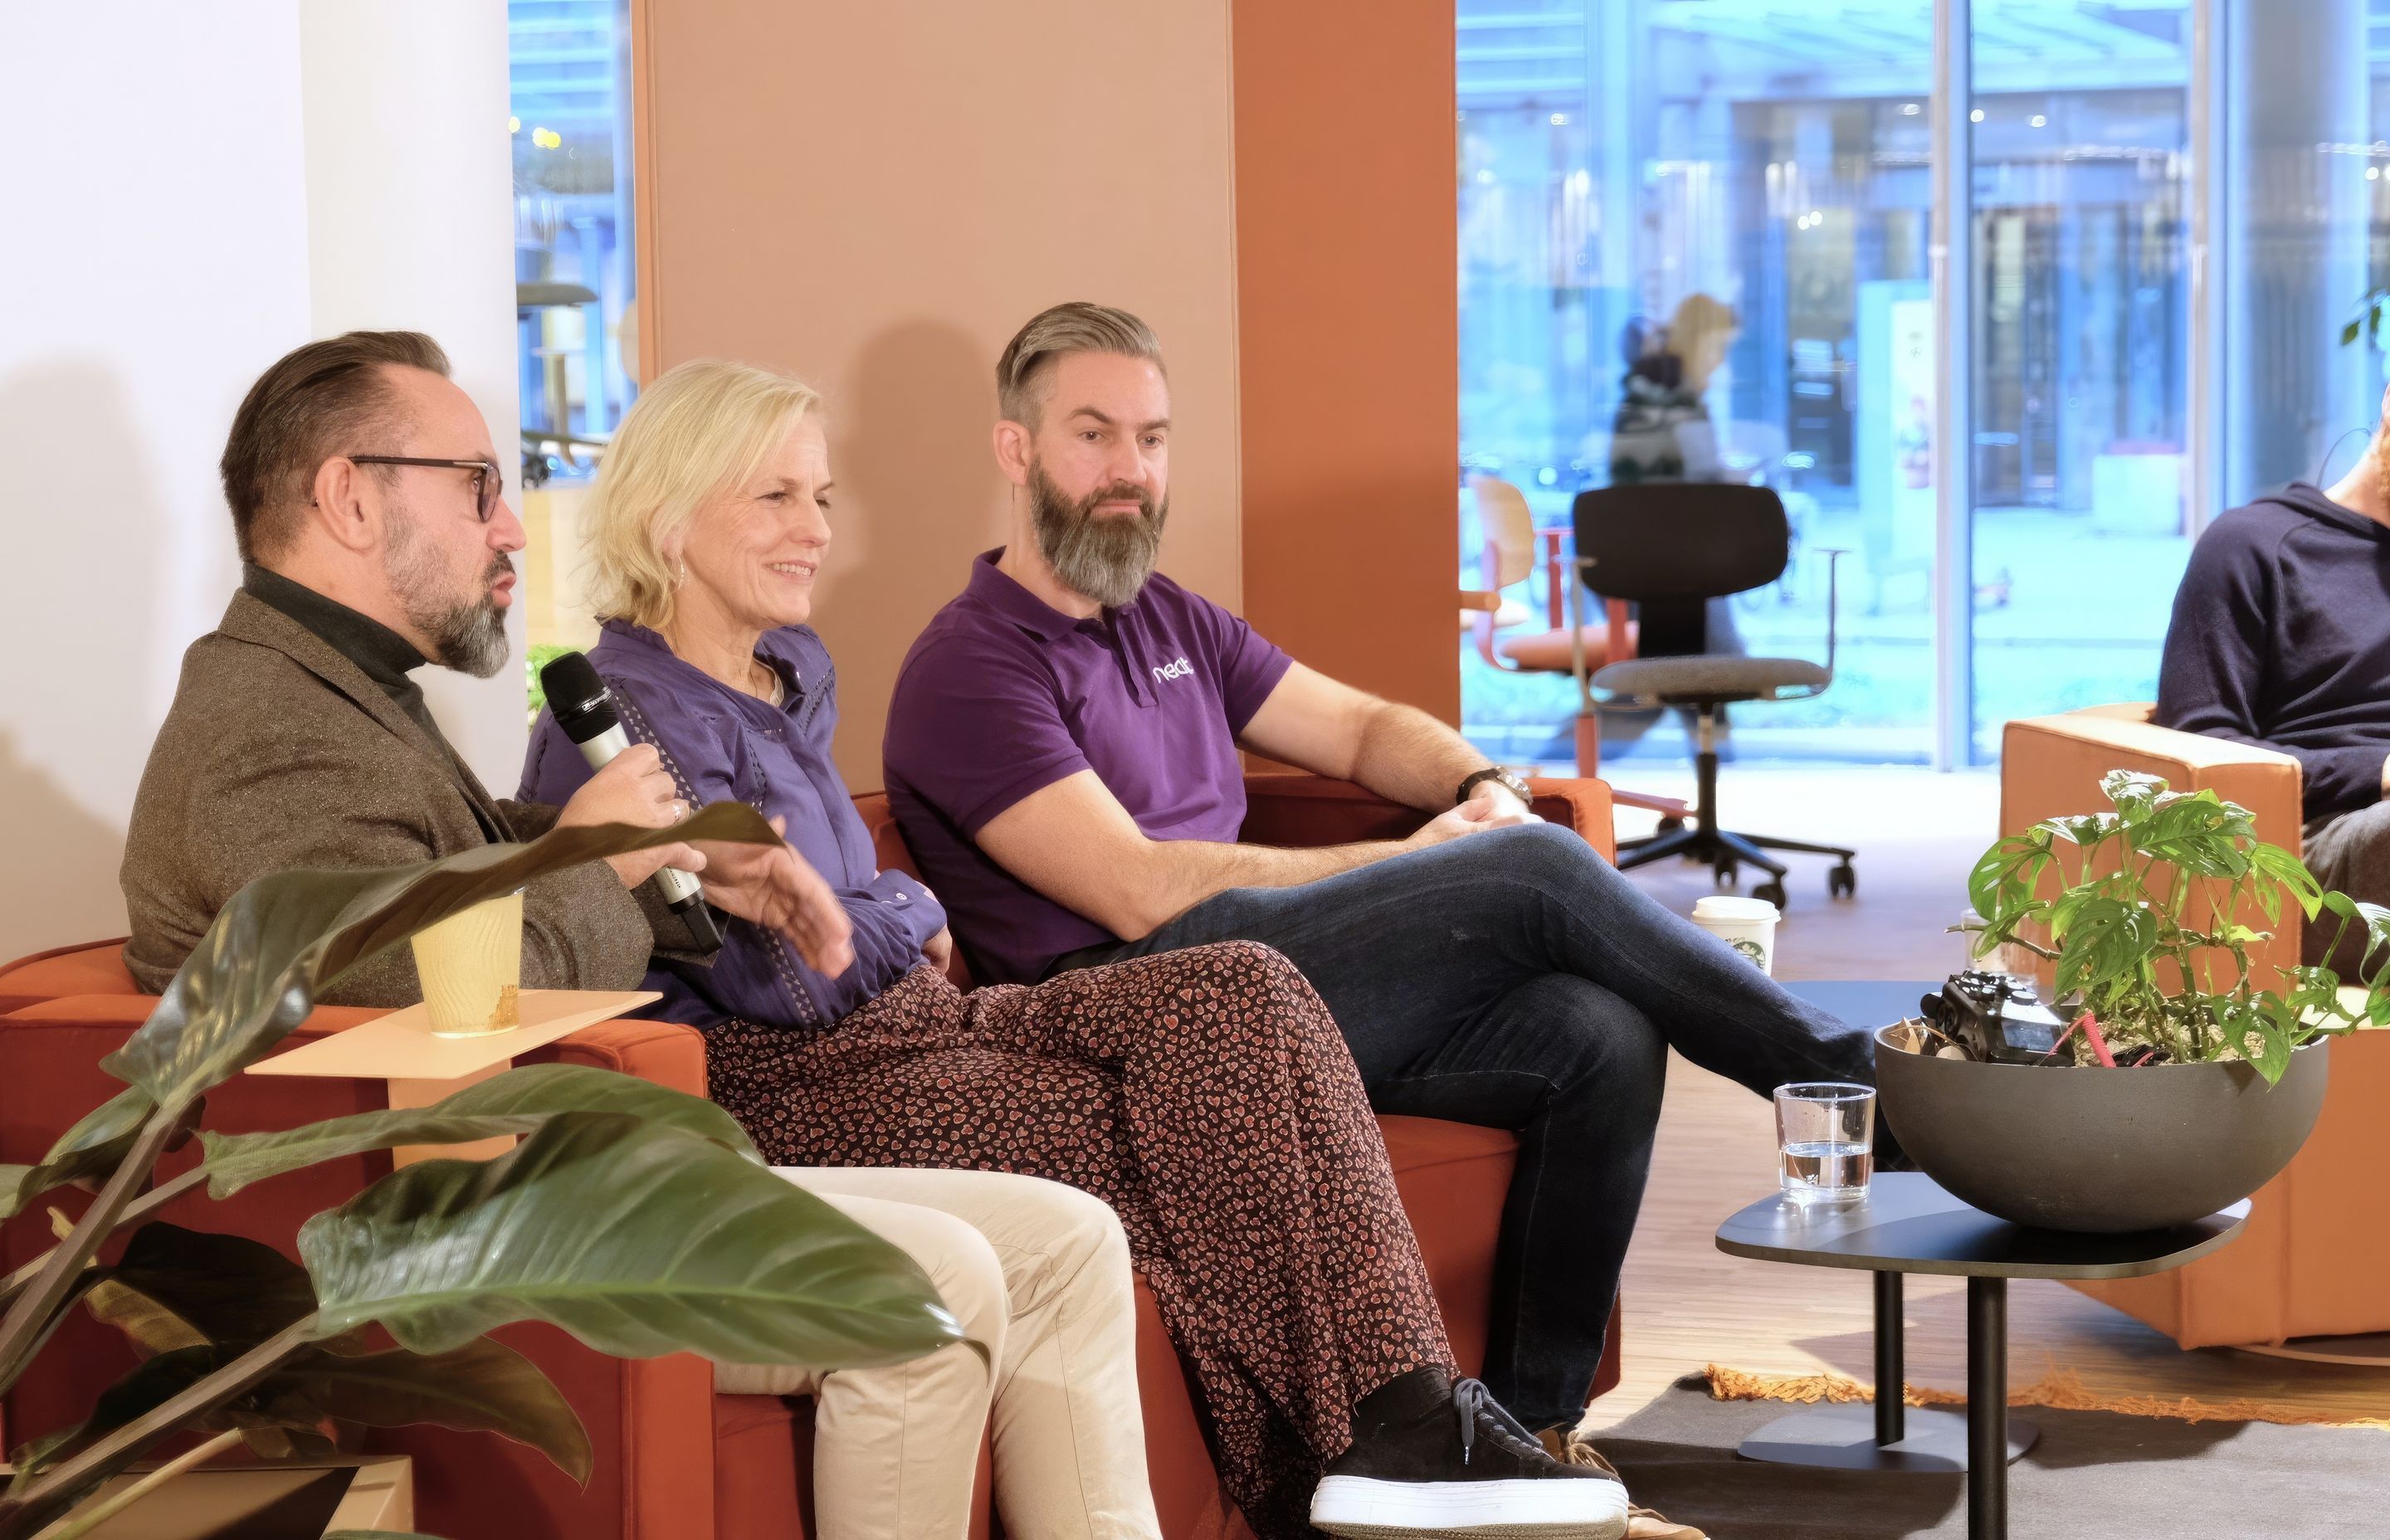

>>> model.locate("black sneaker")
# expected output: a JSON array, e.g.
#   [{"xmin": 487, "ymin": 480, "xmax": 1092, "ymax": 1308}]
[{"xmin": 1310, "ymin": 1368, "xmax": 1629, "ymax": 1539}]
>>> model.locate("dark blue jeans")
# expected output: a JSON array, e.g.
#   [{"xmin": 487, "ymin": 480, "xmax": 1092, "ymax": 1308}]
[{"xmin": 1061, "ymin": 820, "xmax": 1875, "ymax": 1428}]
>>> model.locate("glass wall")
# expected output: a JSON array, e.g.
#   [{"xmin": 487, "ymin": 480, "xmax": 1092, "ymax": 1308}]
[
  {"xmin": 1458, "ymin": 1, "xmax": 2390, "ymax": 768},
  {"xmin": 510, "ymin": 0, "xmax": 640, "ymax": 689},
  {"xmin": 510, "ymin": 0, "xmax": 639, "ymax": 473},
  {"xmin": 1459, "ymin": 0, "xmax": 1937, "ymax": 767},
  {"xmin": 1966, "ymin": 5, "xmax": 2191, "ymax": 758}
]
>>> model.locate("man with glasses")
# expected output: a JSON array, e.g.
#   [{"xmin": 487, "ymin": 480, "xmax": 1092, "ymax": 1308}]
[{"xmin": 120, "ymin": 330, "xmax": 853, "ymax": 1003}]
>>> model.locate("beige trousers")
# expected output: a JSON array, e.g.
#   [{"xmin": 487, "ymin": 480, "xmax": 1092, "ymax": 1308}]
[{"xmin": 716, "ymin": 1166, "xmax": 1162, "ymax": 1540}]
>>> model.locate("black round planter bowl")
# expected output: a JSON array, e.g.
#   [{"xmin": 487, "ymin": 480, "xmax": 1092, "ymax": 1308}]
[{"xmin": 1873, "ymin": 1026, "xmax": 2329, "ymax": 1234}]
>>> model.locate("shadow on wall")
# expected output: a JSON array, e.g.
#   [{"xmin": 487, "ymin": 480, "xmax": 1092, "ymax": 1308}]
[
  {"xmin": 817, "ymin": 319, "xmax": 1009, "ymax": 789},
  {"xmin": 0, "ymin": 361, "xmax": 168, "ymax": 957}
]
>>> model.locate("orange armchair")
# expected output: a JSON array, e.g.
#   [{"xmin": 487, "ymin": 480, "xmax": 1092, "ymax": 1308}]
[
  {"xmin": 2, "ymin": 774, "xmax": 1623, "ymax": 1538},
  {"xmin": 2002, "ymin": 707, "xmax": 2390, "ymax": 1354}
]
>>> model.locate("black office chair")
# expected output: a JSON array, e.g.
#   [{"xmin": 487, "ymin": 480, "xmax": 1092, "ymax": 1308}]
[{"xmin": 1570, "ymin": 483, "xmax": 1856, "ymax": 907}]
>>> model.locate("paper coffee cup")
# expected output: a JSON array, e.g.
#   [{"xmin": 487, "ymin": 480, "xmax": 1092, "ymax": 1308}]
[
  {"xmin": 1692, "ymin": 895, "xmax": 1779, "ymax": 974},
  {"xmin": 408, "ymin": 891, "xmax": 524, "ymax": 1036}
]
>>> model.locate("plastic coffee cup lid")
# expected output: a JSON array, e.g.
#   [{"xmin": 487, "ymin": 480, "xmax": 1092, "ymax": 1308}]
[{"xmin": 1692, "ymin": 896, "xmax": 1780, "ymax": 923}]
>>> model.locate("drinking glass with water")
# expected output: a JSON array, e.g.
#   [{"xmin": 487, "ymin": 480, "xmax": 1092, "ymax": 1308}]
[{"xmin": 1774, "ymin": 1082, "xmax": 1875, "ymax": 1205}]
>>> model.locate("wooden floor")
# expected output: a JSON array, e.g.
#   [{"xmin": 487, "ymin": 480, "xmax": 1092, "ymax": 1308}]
[{"xmin": 1578, "ymin": 767, "xmax": 2390, "ymax": 1430}]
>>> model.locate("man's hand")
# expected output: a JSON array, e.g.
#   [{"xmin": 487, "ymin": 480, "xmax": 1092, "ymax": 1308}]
[
  {"xmin": 1464, "ymin": 776, "xmax": 1540, "ymax": 824},
  {"xmin": 1404, "ymin": 787, "xmax": 1540, "ymax": 851},
  {"xmin": 922, "ymin": 926, "xmax": 956, "ymax": 973},
  {"xmin": 554, "ymin": 745, "xmax": 700, "ymax": 889},
  {"xmin": 690, "ymin": 816, "xmax": 855, "ymax": 977}
]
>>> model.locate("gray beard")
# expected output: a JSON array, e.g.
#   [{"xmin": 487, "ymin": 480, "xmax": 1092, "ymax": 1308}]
[
  {"xmin": 1029, "ymin": 463, "xmax": 1167, "ymax": 610},
  {"xmin": 383, "ymin": 519, "xmax": 512, "ymax": 679}
]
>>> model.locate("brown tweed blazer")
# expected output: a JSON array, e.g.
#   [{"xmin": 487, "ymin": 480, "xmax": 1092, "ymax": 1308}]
[{"xmin": 120, "ymin": 590, "xmax": 651, "ymax": 1006}]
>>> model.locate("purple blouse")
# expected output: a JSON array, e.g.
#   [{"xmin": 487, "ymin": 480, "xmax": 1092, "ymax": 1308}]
[{"xmin": 520, "ymin": 620, "xmax": 945, "ymax": 1030}]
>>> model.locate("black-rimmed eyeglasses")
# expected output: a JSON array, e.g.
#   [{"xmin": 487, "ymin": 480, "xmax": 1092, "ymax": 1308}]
[{"xmin": 346, "ymin": 456, "xmax": 505, "ymax": 522}]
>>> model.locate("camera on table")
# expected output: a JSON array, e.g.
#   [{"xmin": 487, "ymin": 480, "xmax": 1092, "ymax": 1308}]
[{"xmin": 1919, "ymin": 970, "xmax": 2076, "ymax": 1066}]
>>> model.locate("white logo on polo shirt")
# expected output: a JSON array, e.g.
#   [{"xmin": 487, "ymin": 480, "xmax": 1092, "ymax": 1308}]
[{"xmin": 1152, "ymin": 657, "xmax": 1194, "ymax": 684}]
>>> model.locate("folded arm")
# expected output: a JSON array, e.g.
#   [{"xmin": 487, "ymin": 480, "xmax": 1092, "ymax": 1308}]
[{"xmin": 975, "ymin": 768, "xmax": 1412, "ymax": 941}]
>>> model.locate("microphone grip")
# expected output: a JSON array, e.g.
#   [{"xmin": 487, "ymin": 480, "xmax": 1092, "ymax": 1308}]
[{"xmin": 571, "ymin": 721, "xmax": 724, "ymax": 954}]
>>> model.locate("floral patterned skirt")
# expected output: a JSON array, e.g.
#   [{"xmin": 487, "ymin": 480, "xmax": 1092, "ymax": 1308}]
[{"xmin": 701, "ymin": 939, "xmax": 1451, "ymax": 1539}]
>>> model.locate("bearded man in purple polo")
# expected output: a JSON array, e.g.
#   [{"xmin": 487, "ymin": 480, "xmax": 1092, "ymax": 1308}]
[{"xmin": 884, "ymin": 302, "xmax": 1879, "ymax": 1486}]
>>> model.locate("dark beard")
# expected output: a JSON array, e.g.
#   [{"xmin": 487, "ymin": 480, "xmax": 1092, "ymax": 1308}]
[
  {"xmin": 383, "ymin": 520, "xmax": 513, "ymax": 679},
  {"xmin": 1029, "ymin": 462, "xmax": 1168, "ymax": 610}
]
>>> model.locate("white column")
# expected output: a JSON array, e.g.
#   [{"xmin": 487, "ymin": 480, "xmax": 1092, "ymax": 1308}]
[
  {"xmin": 299, "ymin": 0, "xmax": 525, "ymax": 792},
  {"xmin": 1931, "ymin": 0, "xmax": 1974, "ymax": 770}
]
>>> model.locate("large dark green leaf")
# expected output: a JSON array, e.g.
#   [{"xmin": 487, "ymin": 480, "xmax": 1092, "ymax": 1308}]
[
  {"xmin": 0, "ymin": 1089, "xmax": 155, "ymax": 1221},
  {"xmin": 276, "ymin": 1337, "xmax": 590, "ymax": 1484},
  {"xmin": 300, "ymin": 1114, "xmax": 963, "ymax": 1368},
  {"xmin": 198, "ymin": 1064, "xmax": 757, "ymax": 1198},
  {"xmin": 95, "ymin": 1223, "xmax": 320, "ymax": 1352},
  {"xmin": 103, "ymin": 803, "xmax": 784, "ymax": 1112}
]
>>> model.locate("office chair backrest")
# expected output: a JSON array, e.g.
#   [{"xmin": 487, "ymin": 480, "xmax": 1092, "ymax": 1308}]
[
  {"xmin": 1572, "ymin": 483, "xmax": 1789, "ymax": 657},
  {"xmin": 1469, "ymin": 475, "xmax": 1537, "ymax": 589}
]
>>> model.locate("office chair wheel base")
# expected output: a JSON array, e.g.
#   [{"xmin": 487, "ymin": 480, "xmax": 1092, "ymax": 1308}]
[
  {"xmin": 1753, "ymin": 880, "xmax": 1788, "ymax": 909},
  {"xmin": 1656, "ymin": 815, "xmax": 1685, "ymax": 835},
  {"xmin": 1828, "ymin": 863, "xmax": 1857, "ymax": 899},
  {"xmin": 1715, "ymin": 860, "xmax": 1739, "ymax": 888}
]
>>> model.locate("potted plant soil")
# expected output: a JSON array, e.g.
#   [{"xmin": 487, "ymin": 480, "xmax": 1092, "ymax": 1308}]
[{"xmin": 1875, "ymin": 770, "xmax": 2390, "ymax": 1234}]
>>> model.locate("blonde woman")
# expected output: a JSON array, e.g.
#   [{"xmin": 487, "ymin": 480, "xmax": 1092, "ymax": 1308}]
[{"xmin": 521, "ymin": 361, "xmax": 1629, "ymax": 1540}]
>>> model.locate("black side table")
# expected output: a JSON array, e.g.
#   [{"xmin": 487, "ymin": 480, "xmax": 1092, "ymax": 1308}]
[{"xmin": 1714, "ymin": 1172, "xmax": 2246, "ymax": 1540}]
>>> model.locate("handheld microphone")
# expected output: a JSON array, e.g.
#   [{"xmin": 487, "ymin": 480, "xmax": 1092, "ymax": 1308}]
[{"xmin": 540, "ymin": 651, "xmax": 724, "ymax": 953}]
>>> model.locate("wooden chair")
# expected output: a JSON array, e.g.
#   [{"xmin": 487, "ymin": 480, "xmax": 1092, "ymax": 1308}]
[{"xmin": 1464, "ymin": 475, "xmax": 1687, "ymax": 822}]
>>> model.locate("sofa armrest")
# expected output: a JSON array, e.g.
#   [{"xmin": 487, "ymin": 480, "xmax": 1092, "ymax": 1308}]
[
  {"xmin": 2001, "ymin": 705, "xmax": 2306, "ymax": 981},
  {"xmin": 1241, "ymin": 772, "xmax": 1615, "ymax": 862},
  {"xmin": 2001, "ymin": 708, "xmax": 2303, "ymax": 847}
]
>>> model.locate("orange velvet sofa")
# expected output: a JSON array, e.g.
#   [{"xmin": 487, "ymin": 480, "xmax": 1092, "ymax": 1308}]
[
  {"xmin": 0, "ymin": 774, "xmax": 1622, "ymax": 1538},
  {"xmin": 2003, "ymin": 708, "xmax": 2390, "ymax": 1351}
]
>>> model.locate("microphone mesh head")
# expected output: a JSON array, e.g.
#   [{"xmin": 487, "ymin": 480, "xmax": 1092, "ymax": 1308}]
[{"xmin": 539, "ymin": 651, "xmax": 617, "ymax": 741}]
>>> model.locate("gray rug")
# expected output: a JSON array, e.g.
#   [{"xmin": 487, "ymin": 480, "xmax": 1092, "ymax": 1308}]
[{"xmin": 1597, "ymin": 1377, "xmax": 2388, "ymax": 1538}]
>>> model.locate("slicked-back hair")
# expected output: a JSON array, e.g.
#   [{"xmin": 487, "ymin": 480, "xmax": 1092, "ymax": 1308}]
[
  {"xmin": 994, "ymin": 302, "xmax": 1166, "ymax": 429},
  {"xmin": 220, "ymin": 330, "xmax": 451, "ymax": 562}
]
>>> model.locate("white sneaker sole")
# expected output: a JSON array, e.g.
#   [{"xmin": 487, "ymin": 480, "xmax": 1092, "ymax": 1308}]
[{"xmin": 1310, "ymin": 1474, "xmax": 1631, "ymax": 1539}]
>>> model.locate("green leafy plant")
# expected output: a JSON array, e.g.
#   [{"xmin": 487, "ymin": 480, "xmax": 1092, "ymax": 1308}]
[
  {"xmin": 524, "ymin": 641, "xmax": 576, "ymax": 726},
  {"xmin": 0, "ymin": 804, "xmax": 961, "ymax": 1540},
  {"xmin": 1965, "ymin": 768, "xmax": 2390, "ymax": 1084}
]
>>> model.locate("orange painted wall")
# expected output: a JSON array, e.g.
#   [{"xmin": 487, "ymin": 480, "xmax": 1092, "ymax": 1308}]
[
  {"xmin": 630, "ymin": 0, "xmax": 1243, "ymax": 789},
  {"xmin": 631, "ymin": 0, "xmax": 1463, "ymax": 772},
  {"xmin": 1231, "ymin": 2, "xmax": 1461, "ymax": 724}
]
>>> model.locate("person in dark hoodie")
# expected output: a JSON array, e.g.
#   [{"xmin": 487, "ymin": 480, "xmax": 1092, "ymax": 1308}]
[{"xmin": 2156, "ymin": 392, "xmax": 2390, "ymax": 972}]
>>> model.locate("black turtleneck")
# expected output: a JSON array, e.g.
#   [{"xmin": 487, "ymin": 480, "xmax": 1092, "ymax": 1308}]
[{"xmin": 241, "ymin": 563, "xmax": 443, "ymax": 741}]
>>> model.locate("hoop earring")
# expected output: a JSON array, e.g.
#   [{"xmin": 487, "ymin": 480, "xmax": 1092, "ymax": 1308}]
[{"xmin": 673, "ymin": 557, "xmax": 688, "ymax": 588}]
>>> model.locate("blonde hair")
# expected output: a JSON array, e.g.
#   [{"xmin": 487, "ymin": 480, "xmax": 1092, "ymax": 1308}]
[
  {"xmin": 996, "ymin": 302, "xmax": 1165, "ymax": 427},
  {"xmin": 583, "ymin": 358, "xmax": 822, "ymax": 630}
]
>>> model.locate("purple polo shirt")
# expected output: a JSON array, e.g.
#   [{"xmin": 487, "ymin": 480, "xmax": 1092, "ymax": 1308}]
[{"xmin": 883, "ymin": 549, "xmax": 1293, "ymax": 984}]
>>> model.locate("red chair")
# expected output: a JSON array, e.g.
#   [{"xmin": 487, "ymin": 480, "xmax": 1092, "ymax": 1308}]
[{"xmin": 1, "ymin": 776, "xmax": 1622, "ymax": 1538}]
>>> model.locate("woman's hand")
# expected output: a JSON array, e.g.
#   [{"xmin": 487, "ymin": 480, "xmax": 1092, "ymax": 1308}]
[
  {"xmin": 692, "ymin": 816, "xmax": 856, "ymax": 976},
  {"xmin": 922, "ymin": 926, "xmax": 955, "ymax": 973},
  {"xmin": 555, "ymin": 744, "xmax": 700, "ymax": 888}
]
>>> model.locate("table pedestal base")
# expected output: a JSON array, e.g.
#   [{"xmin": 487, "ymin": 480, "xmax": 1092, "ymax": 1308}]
[{"xmin": 1738, "ymin": 1403, "xmax": 2037, "ymax": 1472}]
